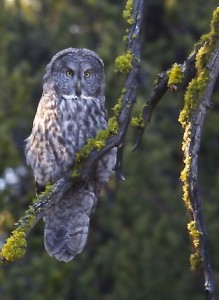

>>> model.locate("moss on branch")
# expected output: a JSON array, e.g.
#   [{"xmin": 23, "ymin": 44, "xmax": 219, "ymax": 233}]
[
  {"xmin": 0, "ymin": 230, "xmax": 27, "ymax": 262},
  {"xmin": 179, "ymin": 7, "xmax": 219, "ymax": 272},
  {"xmin": 74, "ymin": 116, "xmax": 119, "ymax": 167},
  {"xmin": 167, "ymin": 63, "xmax": 184, "ymax": 91},
  {"xmin": 115, "ymin": 51, "xmax": 134, "ymax": 73},
  {"xmin": 187, "ymin": 221, "xmax": 202, "ymax": 249},
  {"xmin": 123, "ymin": 0, "xmax": 134, "ymax": 25},
  {"xmin": 190, "ymin": 253, "xmax": 203, "ymax": 271},
  {"xmin": 0, "ymin": 206, "xmax": 36, "ymax": 262},
  {"xmin": 131, "ymin": 115, "xmax": 144, "ymax": 129},
  {"xmin": 73, "ymin": 89, "xmax": 125, "ymax": 173}
]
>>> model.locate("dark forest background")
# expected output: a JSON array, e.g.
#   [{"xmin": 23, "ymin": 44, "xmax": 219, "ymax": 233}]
[{"xmin": 0, "ymin": 0, "xmax": 219, "ymax": 299}]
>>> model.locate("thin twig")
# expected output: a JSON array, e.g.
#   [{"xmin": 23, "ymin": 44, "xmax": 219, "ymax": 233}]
[
  {"xmin": 132, "ymin": 71, "xmax": 168, "ymax": 151},
  {"xmin": 132, "ymin": 45, "xmax": 201, "ymax": 151}
]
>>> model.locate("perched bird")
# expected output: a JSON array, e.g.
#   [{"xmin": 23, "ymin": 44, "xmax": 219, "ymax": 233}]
[{"xmin": 25, "ymin": 48, "xmax": 116, "ymax": 262}]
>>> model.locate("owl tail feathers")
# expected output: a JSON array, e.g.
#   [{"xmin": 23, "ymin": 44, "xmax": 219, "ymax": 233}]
[
  {"xmin": 43, "ymin": 183, "xmax": 98, "ymax": 262},
  {"xmin": 44, "ymin": 216, "xmax": 89, "ymax": 262}
]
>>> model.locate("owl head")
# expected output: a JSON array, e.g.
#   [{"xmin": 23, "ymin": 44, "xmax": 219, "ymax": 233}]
[{"xmin": 43, "ymin": 48, "xmax": 105, "ymax": 99}]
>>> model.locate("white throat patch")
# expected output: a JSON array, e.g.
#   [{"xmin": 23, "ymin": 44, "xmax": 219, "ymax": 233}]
[{"xmin": 62, "ymin": 94, "xmax": 94, "ymax": 101}]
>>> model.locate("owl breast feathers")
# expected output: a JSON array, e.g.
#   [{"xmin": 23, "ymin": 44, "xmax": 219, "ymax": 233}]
[{"xmin": 25, "ymin": 48, "xmax": 116, "ymax": 262}]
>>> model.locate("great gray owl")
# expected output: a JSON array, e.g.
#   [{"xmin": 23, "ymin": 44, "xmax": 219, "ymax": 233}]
[{"xmin": 25, "ymin": 48, "xmax": 116, "ymax": 262}]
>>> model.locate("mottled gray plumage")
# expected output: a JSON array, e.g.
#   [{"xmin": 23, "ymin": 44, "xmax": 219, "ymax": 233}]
[{"xmin": 25, "ymin": 48, "xmax": 116, "ymax": 262}]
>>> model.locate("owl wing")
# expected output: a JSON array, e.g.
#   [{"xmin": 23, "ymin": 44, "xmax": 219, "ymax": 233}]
[{"xmin": 25, "ymin": 93, "xmax": 74, "ymax": 187}]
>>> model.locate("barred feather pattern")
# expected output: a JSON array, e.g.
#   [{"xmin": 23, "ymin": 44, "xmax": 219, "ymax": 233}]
[
  {"xmin": 25, "ymin": 94, "xmax": 110, "ymax": 185},
  {"xmin": 25, "ymin": 48, "xmax": 116, "ymax": 262},
  {"xmin": 44, "ymin": 181, "xmax": 100, "ymax": 262}
]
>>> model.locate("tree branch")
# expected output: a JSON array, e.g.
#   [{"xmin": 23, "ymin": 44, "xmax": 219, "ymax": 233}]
[
  {"xmin": 132, "ymin": 45, "xmax": 200, "ymax": 151},
  {"xmin": 179, "ymin": 7, "xmax": 219, "ymax": 295},
  {"xmin": 77, "ymin": 0, "xmax": 144, "ymax": 180},
  {"xmin": 0, "ymin": 0, "xmax": 144, "ymax": 263},
  {"xmin": 188, "ymin": 45, "xmax": 219, "ymax": 299}
]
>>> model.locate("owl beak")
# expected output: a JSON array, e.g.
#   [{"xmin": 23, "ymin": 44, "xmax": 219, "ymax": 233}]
[
  {"xmin": 75, "ymin": 81, "xmax": 81, "ymax": 97},
  {"xmin": 77, "ymin": 81, "xmax": 81, "ymax": 91}
]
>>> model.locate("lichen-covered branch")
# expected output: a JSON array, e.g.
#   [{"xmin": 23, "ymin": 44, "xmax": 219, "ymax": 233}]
[
  {"xmin": 79, "ymin": 0, "xmax": 144, "ymax": 180},
  {"xmin": 179, "ymin": 8, "xmax": 219, "ymax": 299},
  {"xmin": 131, "ymin": 7, "xmax": 219, "ymax": 298},
  {"xmin": 0, "ymin": 0, "xmax": 144, "ymax": 263},
  {"xmin": 0, "ymin": 177, "xmax": 75, "ymax": 262},
  {"xmin": 133, "ymin": 44, "xmax": 199, "ymax": 151}
]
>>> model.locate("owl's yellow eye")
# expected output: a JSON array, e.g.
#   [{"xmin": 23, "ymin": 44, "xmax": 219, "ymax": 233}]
[
  {"xmin": 84, "ymin": 70, "xmax": 91, "ymax": 78},
  {"xmin": 66, "ymin": 69, "xmax": 73, "ymax": 77}
]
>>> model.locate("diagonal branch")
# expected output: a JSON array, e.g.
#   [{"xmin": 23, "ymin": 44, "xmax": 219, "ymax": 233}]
[
  {"xmin": 0, "ymin": 0, "xmax": 144, "ymax": 263},
  {"xmin": 133, "ymin": 45, "xmax": 200, "ymax": 151}
]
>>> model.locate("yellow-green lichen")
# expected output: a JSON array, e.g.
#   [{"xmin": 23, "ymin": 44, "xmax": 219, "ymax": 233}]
[
  {"xmin": 196, "ymin": 8, "xmax": 219, "ymax": 69},
  {"xmin": 181, "ymin": 182, "xmax": 192, "ymax": 211},
  {"xmin": 115, "ymin": 51, "xmax": 134, "ymax": 73},
  {"xmin": 0, "ymin": 230, "xmax": 27, "ymax": 262},
  {"xmin": 180, "ymin": 140, "xmax": 192, "ymax": 210},
  {"xmin": 180, "ymin": 7, "xmax": 219, "ymax": 127},
  {"xmin": 14, "ymin": 204, "xmax": 36, "ymax": 230},
  {"xmin": 112, "ymin": 89, "xmax": 125, "ymax": 117},
  {"xmin": 108, "ymin": 116, "xmax": 119, "ymax": 134},
  {"xmin": 75, "ymin": 130, "xmax": 107, "ymax": 164},
  {"xmin": 123, "ymin": 35, "xmax": 128, "ymax": 42},
  {"xmin": 0, "ymin": 202, "xmax": 38, "ymax": 262},
  {"xmin": 73, "ymin": 116, "xmax": 119, "ymax": 172},
  {"xmin": 71, "ymin": 88, "xmax": 122, "ymax": 176},
  {"xmin": 24, "ymin": 207, "xmax": 36, "ymax": 226},
  {"xmin": 131, "ymin": 115, "xmax": 144, "ymax": 129},
  {"xmin": 210, "ymin": 7, "xmax": 219, "ymax": 39},
  {"xmin": 123, "ymin": 0, "xmax": 134, "ymax": 25},
  {"xmin": 167, "ymin": 63, "xmax": 184, "ymax": 91},
  {"xmin": 190, "ymin": 252, "xmax": 203, "ymax": 271},
  {"xmin": 180, "ymin": 157, "xmax": 192, "ymax": 211},
  {"xmin": 179, "ymin": 69, "xmax": 209, "ymax": 128},
  {"xmin": 195, "ymin": 43, "xmax": 211, "ymax": 70},
  {"xmin": 178, "ymin": 7, "xmax": 219, "ymax": 272},
  {"xmin": 37, "ymin": 182, "xmax": 53, "ymax": 198},
  {"xmin": 187, "ymin": 221, "xmax": 202, "ymax": 249}
]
